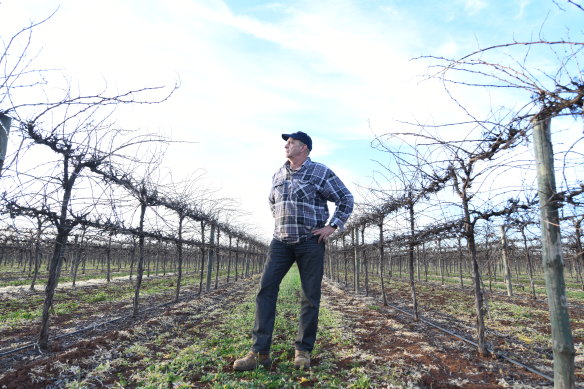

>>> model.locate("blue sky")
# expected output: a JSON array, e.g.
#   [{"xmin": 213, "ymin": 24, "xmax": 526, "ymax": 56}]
[{"xmin": 2, "ymin": 0, "xmax": 581, "ymax": 239}]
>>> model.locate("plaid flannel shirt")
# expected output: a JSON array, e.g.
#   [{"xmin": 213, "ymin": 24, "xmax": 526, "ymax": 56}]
[{"xmin": 269, "ymin": 158, "xmax": 354, "ymax": 243}]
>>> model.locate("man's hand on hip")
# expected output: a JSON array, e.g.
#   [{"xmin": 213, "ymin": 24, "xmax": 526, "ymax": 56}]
[{"xmin": 312, "ymin": 225, "xmax": 336, "ymax": 243}]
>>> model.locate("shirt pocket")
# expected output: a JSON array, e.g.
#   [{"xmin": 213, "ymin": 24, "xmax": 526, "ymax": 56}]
[
  {"xmin": 293, "ymin": 179, "xmax": 317, "ymax": 202},
  {"xmin": 272, "ymin": 178, "xmax": 288, "ymax": 202}
]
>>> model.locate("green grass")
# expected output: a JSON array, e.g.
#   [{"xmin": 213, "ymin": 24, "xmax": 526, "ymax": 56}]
[
  {"xmin": 357, "ymin": 266, "xmax": 584, "ymax": 302},
  {"xmin": 0, "ymin": 300, "xmax": 83, "ymax": 325},
  {"xmin": 133, "ymin": 266, "xmax": 361, "ymax": 388},
  {"xmin": 0, "ymin": 308, "xmax": 42, "ymax": 324},
  {"xmin": 360, "ymin": 274, "xmax": 584, "ymax": 348},
  {"xmin": 0, "ymin": 272, "xmax": 206, "ymax": 331},
  {"xmin": 406, "ymin": 268, "xmax": 584, "ymax": 306},
  {"xmin": 568, "ymin": 289, "xmax": 584, "ymax": 300},
  {"xmin": 0, "ymin": 272, "xmax": 201, "ymax": 325},
  {"xmin": 487, "ymin": 300, "xmax": 551, "ymax": 343}
]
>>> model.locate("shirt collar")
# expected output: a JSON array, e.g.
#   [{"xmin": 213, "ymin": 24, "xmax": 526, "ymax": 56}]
[{"xmin": 284, "ymin": 157, "xmax": 312, "ymax": 172}]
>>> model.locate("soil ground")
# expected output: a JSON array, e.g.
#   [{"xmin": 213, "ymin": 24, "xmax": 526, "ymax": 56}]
[{"xmin": 0, "ymin": 274, "xmax": 580, "ymax": 388}]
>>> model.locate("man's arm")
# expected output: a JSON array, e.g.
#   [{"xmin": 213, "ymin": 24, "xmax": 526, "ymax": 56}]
[
  {"xmin": 313, "ymin": 169, "xmax": 353, "ymax": 243},
  {"xmin": 269, "ymin": 190, "xmax": 275, "ymax": 218},
  {"xmin": 268, "ymin": 170, "xmax": 281, "ymax": 218},
  {"xmin": 322, "ymin": 171, "xmax": 354, "ymax": 230}
]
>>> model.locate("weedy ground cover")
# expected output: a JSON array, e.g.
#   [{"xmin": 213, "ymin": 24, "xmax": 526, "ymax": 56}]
[
  {"xmin": 0, "ymin": 272, "xmax": 216, "ymax": 356},
  {"xmin": 338, "ymin": 274, "xmax": 583, "ymax": 379},
  {"xmin": 133, "ymin": 266, "xmax": 374, "ymax": 388},
  {"xmin": 0, "ymin": 265, "xmax": 582, "ymax": 388},
  {"xmin": 0, "ymin": 273, "xmax": 201, "ymax": 329},
  {"xmin": 334, "ymin": 270, "xmax": 583, "ymax": 343},
  {"xmin": 393, "ymin": 270, "xmax": 581, "ymax": 300}
]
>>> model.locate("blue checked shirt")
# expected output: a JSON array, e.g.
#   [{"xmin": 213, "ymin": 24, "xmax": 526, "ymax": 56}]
[{"xmin": 269, "ymin": 158, "xmax": 354, "ymax": 243}]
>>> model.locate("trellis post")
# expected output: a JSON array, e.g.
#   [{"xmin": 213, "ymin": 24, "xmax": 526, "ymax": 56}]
[
  {"xmin": 500, "ymin": 225, "xmax": 513, "ymax": 297},
  {"xmin": 353, "ymin": 226, "xmax": 360, "ymax": 293},
  {"xmin": 206, "ymin": 223, "xmax": 216, "ymax": 292},
  {"xmin": 532, "ymin": 116, "xmax": 575, "ymax": 388},
  {"xmin": 0, "ymin": 113, "xmax": 11, "ymax": 175}
]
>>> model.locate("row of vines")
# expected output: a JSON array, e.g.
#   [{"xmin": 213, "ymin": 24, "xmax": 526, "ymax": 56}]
[
  {"xmin": 0, "ymin": 15, "xmax": 268, "ymax": 352},
  {"xmin": 320, "ymin": 3, "xmax": 584, "ymax": 387},
  {"xmin": 326, "ymin": 221, "xmax": 583, "ymax": 298},
  {"xmin": 1, "ymin": 4, "xmax": 583, "ymax": 388}
]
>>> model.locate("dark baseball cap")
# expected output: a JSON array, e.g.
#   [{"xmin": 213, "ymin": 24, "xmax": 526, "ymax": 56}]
[{"xmin": 282, "ymin": 131, "xmax": 312, "ymax": 151}]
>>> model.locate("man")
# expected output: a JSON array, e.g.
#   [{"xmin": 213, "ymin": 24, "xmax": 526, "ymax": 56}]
[{"xmin": 233, "ymin": 131, "xmax": 354, "ymax": 371}]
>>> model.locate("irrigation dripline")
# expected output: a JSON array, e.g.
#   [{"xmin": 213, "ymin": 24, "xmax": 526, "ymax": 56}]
[
  {"xmin": 0, "ymin": 281, "xmax": 242, "ymax": 360},
  {"xmin": 0, "ymin": 277, "xmax": 565, "ymax": 386},
  {"xmin": 377, "ymin": 297, "xmax": 555, "ymax": 383},
  {"xmin": 0, "ymin": 301, "xmax": 171, "ymax": 359}
]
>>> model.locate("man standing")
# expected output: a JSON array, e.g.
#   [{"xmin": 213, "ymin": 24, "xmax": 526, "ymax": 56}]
[{"xmin": 233, "ymin": 131, "xmax": 354, "ymax": 371}]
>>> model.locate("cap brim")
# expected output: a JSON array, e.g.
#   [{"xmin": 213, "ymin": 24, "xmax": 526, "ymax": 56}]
[{"xmin": 282, "ymin": 134, "xmax": 291, "ymax": 141}]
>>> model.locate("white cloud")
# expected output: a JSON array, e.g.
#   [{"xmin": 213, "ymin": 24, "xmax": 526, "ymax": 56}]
[
  {"xmin": 463, "ymin": 0, "xmax": 488, "ymax": 15},
  {"xmin": 2, "ymin": 0, "xmax": 461, "ymax": 238},
  {"xmin": 4, "ymin": 0, "xmax": 577, "ymax": 239},
  {"xmin": 515, "ymin": 0, "xmax": 531, "ymax": 19}
]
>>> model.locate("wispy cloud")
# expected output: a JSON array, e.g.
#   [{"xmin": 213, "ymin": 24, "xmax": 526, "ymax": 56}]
[
  {"xmin": 3, "ymin": 0, "xmax": 577, "ymax": 237},
  {"xmin": 463, "ymin": 0, "xmax": 488, "ymax": 15}
]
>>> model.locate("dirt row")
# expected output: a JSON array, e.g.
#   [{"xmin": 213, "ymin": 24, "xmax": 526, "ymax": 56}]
[
  {"xmin": 320, "ymin": 281, "xmax": 556, "ymax": 388},
  {"xmin": 0, "ymin": 275, "xmax": 576, "ymax": 388},
  {"xmin": 0, "ymin": 276, "xmax": 261, "ymax": 388},
  {"xmin": 346, "ymin": 277, "xmax": 583, "ymax": 381}
]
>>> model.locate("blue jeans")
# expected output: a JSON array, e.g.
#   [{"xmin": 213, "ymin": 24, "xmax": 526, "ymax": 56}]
[{"xmin": 252, "ymin": 236, "xmax": 325, "ymax": 354}]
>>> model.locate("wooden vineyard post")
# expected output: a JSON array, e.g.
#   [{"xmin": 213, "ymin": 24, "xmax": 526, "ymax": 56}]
[
  {"xmin": 574, "ymin": 218, "xmax": 584, "ymax": 290},
  {"xmin": 206, "ymin": 223, "xmax": 216, "ymax": 292},
  {"xmin": 214, "ymin": 228, "xmax": 221, "ymax": 289},
  {"xmin": 343, "ymin": 235, "xmax": 348, "ymax": 286},
  {"xmin": 133, "ymin": 193, "xmax": 148, "ymax": 317},
  {"xmin": 532, "ymin": 116, "xmax": 575, "ymax": 388},
  {"xmin": 175, "ymin": 213, "xmax": 185, "ymax": 303},
  {"xmin": 235, "ymin": 238, "xmax": 240, "ymax": 281},
  {"xmin": 0, "ymin": 113, "xmax": 11, "ymax": 175},
  {"xmin": 519, "ymin": 225, "xmax": 538, "ymax": 299},
  {"xmin": 226, "ymin": 235, "xmax": 232, "ymax": 283},
  {"xmin": 408, "ymin": 200, "xmax": 419, "ymax": 321},
  {"xmin": 198, "ymin": 221, "xmax": 206, "ymax": 295},
  {"xmin": 325, "ymin": 241, "xmax": 331, "ymax": 279},
  {"xmin": 362, "ymin": 226, "xmax": 369, "ymax": 296},
  {"xmin": 379, "ymin": 217, "xmax": 388, "ymax": 306},
  {"xmin": 353, "ymin": 226, "xmax": 360, "ymax": 293},
  {"xmin": 500, "ymin": 225, "xmax": 513, "ymax": 297}
]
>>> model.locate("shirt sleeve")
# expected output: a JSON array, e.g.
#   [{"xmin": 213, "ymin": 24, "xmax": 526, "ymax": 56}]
[
  {"xmin": 320, "ymin": 169, "xmax": 354, "ymax": 230},
  {"xmin": 268, "ymin": 174, "xmax": 276, "ymax": 218}
]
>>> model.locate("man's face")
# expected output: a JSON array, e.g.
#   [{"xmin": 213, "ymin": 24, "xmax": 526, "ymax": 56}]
[{"xmin": 284, "ymin": 138, "xmax": 306, "ymax": 158}]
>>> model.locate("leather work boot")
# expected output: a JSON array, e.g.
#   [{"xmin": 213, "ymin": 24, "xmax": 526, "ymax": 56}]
[
  {"xmin": 293, "ymin": 350, "xmax": 310, "ymax": 369},
  {"xmin": 233, "ymin": 351, "xmax": 271, "ymax": 371}
]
